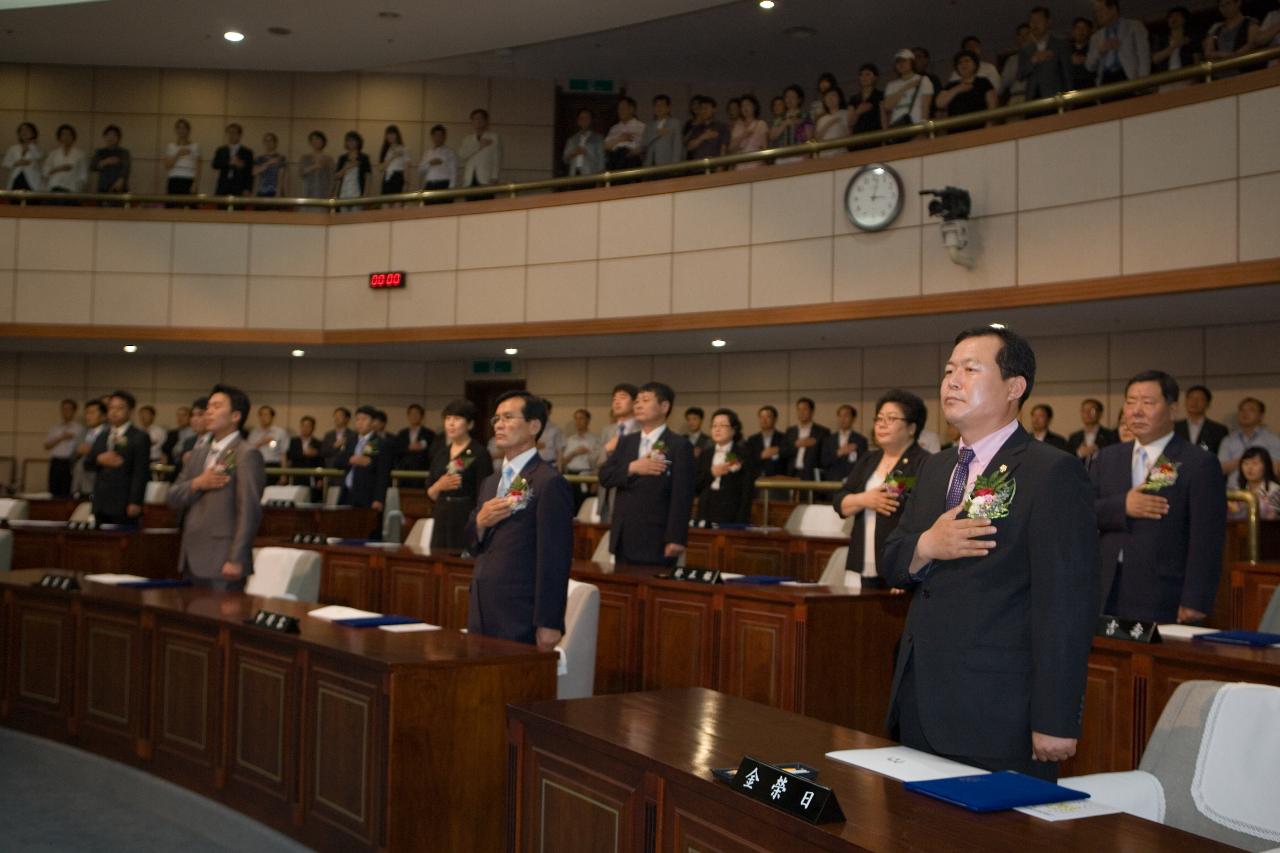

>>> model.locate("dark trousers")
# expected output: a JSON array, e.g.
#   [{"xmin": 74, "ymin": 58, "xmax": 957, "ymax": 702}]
[
  {"xmin": 423, "ymin": 179, "xmax": 452, "ymax": 204},
  {"xmin": 465, "ymin": 176, "xmax": 494, "ymax": 202},
  {"xmin": 166, "ymin": 176, "xmax": 195, "ymax": 208},
  {"xmin": 381, "ymin": 172, "xmax": 405, "ymax": 195},
  {"xmin": 48, "ymin": 458, "xmax": 73, "ymax": 498},
  {"xmin": 1096, "ymin": 68, "xmax": 1137, "ymax": 102}
]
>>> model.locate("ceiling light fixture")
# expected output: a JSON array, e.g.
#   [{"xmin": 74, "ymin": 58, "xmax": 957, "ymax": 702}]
[
  {"xmin": 122, "ymin": 344, "xmax": 138, "ymax": 353},
  {"xmin": 759, "ymin": 0, "xmax": 776, "ymax": 8},
  {"xmin": 291, "ymin": 349, "xmax": 305, "ymax": 358},
  {"xmin": 711, "ymin": 339, "xmax": 727, "ymax": 348},
  {"xmin": 504, "ymin": 347, "xmax": 519, "ymax": 356},
  {"xmin": 223, "ymin": 30, "xmax": 244, "ymax": 42}
]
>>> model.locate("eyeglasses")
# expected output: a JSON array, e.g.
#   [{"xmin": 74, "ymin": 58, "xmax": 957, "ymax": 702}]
[
  {"xmin": 489, "ymin": 414, "xmax": 527, "ymax": 427},
  {"xmin": 874, "ymin": 415, "xmax": 907, "ymax": 426}
]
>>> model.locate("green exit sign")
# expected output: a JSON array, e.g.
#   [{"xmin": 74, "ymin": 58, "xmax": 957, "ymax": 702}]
[{"xmin": 471, "ymin": 359, "xmax": 514, "ymax": 375}]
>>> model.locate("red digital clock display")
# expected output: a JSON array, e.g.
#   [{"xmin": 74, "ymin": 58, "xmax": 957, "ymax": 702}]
[{"xmin": 368, "ymin": 271, "xmax": 406, "ymax": 289}]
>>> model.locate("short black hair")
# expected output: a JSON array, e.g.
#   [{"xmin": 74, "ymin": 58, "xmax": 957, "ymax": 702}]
[
  {"xmin": 139, "ymin": 404, "xmax": 155, "ymax": 416},
  {"xmin": 697, "ymin": 94, "xmax": 718, "ymax": 108},
  {"xmin": 355, "ymin": 404, "xmax": 378, "ymax": 418},
  {"xmin": 837, "ymin": 404, "xmax": 857, "ymax": 418},
  {"xmin": 912, "ymin": 45, "xmax": 931, "ymax": 58},
  {"xmin": 1239, "ymin": 396, "xmax": 1266, "ymax": 414},
  {"xmin": 1073, "ymin": 15, "xmax": 1093, "ymax": 27},
  {"xmin": 210, "ymin": 384, "xmax": 251, "ymax": 434},
  {"xmin": 953, "ymin": 326, "xmax": 1037, "ymax": 406},
  {"xmin": 859, "ymin": 62, "xmax": 880, "ymax": 76},
  {"xmin": 1185, "ymin": 384, "xmax": 1212, "ymax": 404},
  {"xmin": 1031, "ymin": 403, "xmax": 1054, "ymax": 420},
  {"xmin": 612, "ymin": 382, "xmax": 639, "ymax": 399},
  {"xmin": 301, "ymin": 415, "xmax": 316, "ymax": 426},
  {"xmin": 817, "ymin": 71, "xmax": 838, "ymax": 88},
  {"xmin": 740, "ymin": 93, "xmax": 761, "ymax": 117},
  {"xmin": 430, "ymin": 124, "xmax": 446, "ymax": 135},
  {"xmin": 103, "ymin": 124, "xmax": 121, "ymax": 139},
  {"xmin": 373, "ymin": 410, "xmax": 388, "ymax": 423},
  {"xmin": 191, "ymin": 395, "xmax": 209, "ymax": 411},
  {"xmin": 822, "ymin": 85, "xmax": 846, "ymax": 109},
  {"xmin": 639, "ymin": 381, "xmax": 676, "ymax": 415},
  {"xmin": 876, "ymin": 390, "xmax": 928, "ymax": 440},
  {"xmin": 784, "ymin": 83, "xmax": 805, "ymax": 101},
  {"xmin": 574, "ymin": 408, "xmax": 591, "ymax": 420},
  {"xmin": 334, "ymin": 406, "xmax": 351, "ymax": 418},
  {"xmin": 56, "ymin": 123, "xmax": 77, "ymax": 141},
  {"xmin": 407, "ymin": 403, "xmax": 424, "ymax": 415},
  {"xmin": 685, "ymin": 407, "xmax": 705, "ymax": 419},
  {"xmin": 308, "ymin": 130, "xmax": 327, "ymax": 146},
  {"xmin": 344, "ymin": 130, "xmax": 363, "ymax": 149},
  {"xmin": 954, "ymin": 49, "xmax": 980, "ymax": 69},
  {"xmin": 796, "ymin": 397, "xmax": 816, "ymax": 410},
  {"xmin": 618, "ymin": 95, "xmax": 636, "ymax": 109},
  {"xmin": 61, "ymin": 398, "xmax": 78, "ymax": 409},
  {"xmin": 84, "ymin": 399, "xmax": 105, "ymax": 414},
  {"xmin": 18, "ymin": 121, "xmax": 38, "ymax": 140},
  {"xmin": 653, "ymin": 94, "xmax": 671, "ymax": 106},
  {"xmin": 1167, "ymin": 5, "xmax": 1189, "ymax": 21},
  {"xmin": 961, "ymin": 34, "xmax": 981, "ymax": 47},
  {"xmin": 259, "ymin": 405, "xmax": 275, "ymax": 416},
  {"xmin": 470, "ymin": 108, "xmax": 489, "ymax": 120},
  {"xmin": 1125, "ymin": 370, "xmax": 1179, "ymax": 403},
  {"xmin": 110, "ymin": 390, "xmax": 137, "ymax": 410},
  {"xmin": 1029, "ymin": 5, "xmax": 1051, "ymax": 19},
  {"xmin": 226, "ymin": 122, "xmax": 243, "ymax": 133},
  {"xmin": 710, "ymin": 407, "xmax": 744, "ymax": 443},
  {"xmin": 442, "ymin": 398, "xmax": 478, "ymax": 421},
  {"xmin": 577, "ymin": 107, "xmax": 594, "ymax": 119},
  {"xmin": 759, "ymin": 404, "xmax": 779, "ymax": 418},
  {"xmin": 1082, "ymin": 398, "xmax": 1104, "ymax": 413},
  {"xmin": 496, "ymin": 390, "xmax": 548, "ymax": 439}
]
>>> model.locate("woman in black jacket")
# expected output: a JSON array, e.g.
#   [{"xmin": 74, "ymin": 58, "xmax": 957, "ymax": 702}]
[
  {"xmin": 833, "ymin": 390, "xmax": 932, "ymax": 587},
  {"xmin": 695, "ymin": 408, "xmax": 757, "ymax": 525},
  {"xmin": 423, "ymin": 399, "xmax": 493, "ymax": 550}
]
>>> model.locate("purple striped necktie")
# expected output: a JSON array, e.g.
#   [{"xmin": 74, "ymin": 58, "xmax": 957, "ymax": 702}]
[{"xmin": 946, "ymin": 447, "xmax": 976, "ymax": 510}]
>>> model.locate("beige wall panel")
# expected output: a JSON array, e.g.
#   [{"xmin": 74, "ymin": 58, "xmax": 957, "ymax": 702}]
[
  {"xmin": 222, "ymin": 356, "xmax": 291, "ymax": 394},
  {"xmin": 169, "ymin": 274, "xmax": 247, "ymax": 328},
  {"xmin": 586, "ymin": 356, "xmax": 654, "ymax": 394},
  {"xmin": 390, "ymin": 217, "xmax": 458, "ymax": 272},
  {"xmin": 85, "ymin": 353, "xmax": 154, "ymax": 390},
  {"xmin": 1109, "ymin": 327, "xmax": 1204, "ymax": 381},
  {"xmin": 91, "ymin": 67, "xmax": 161, "ymax": 114},
  {"xmin": 1122, "ymin": 98, "xmax": 1237, "ymax": 195},
  {"xmin": 1238, "ymin": 87, "xmax": 1280, "ymax": 177},
  {"xmin": 488, "ymin": 78, "xmax": 554, "ymax": 127},
  {"xmin": 750, "ymin": 237, "xmax": 832, "ymax": 308},
  {"xmin": 1238, "ymin": 171, "xmax": 1280, "ymax": 262},
  {"xmin": 248, "ymin": 224, "xmax": 326, "ymax": 277},
  {"xmin": 95, "ymin": 220, "xmax": 172, "ymax": 273},
  {"xmin": 526, "ymin": 359, "xmax": 587, "ymax": 396},
  {"xmin": 672, "ymin": 184, "xmax": 751, "ymax": 252},
  {"xmin": 358, "ymin": 74, "xmax": 423, "ymax": 122},
  {"xmin": 388, "ymin": 270, "xmax": 456, "ymax": 328},
  {"xmin": 527, "ymin": 261, "xmax": 596, "ymax": 322},
  {"xmin": 226, "ymin": 71, "xmax": 293, "ymax": 118},
  {"xmin": 456, "ymin": 267, "xmax": 524, "ymax": 324},
  {"xmin": 921, "ymin": 141, "xmax": 1017, "ymax": 218},
  {"xmin": 0, "ymin": 271, "xmax": 12, "ymax": 323},
  {"xmin": 27, "ymin": 65, "xmax": 92, "ymax": 112},
  {"xmin": 751, "ymin": 172, "xmax": 835, "ymax": 244},
  {"xmin": 324, "ymin": 274, "xmax": 387, "ymax": 329},
  {"xmin": 499, "ymin": 124, "xmax": 554, "ymax": 173},
  {"xmin": 1122, "ymin": 181, "xmax": 1237, "ymax": 274},
  {"xmin": 599, "ymin": 194, "xmax": 673, "ymax": 259},
  {"xmin": 246, "ymin": 276, "xmax": 324, "ymax": 330},
  {"xmin": 863, "ymin": 343, "xmax": 943, "ymax": 388},
  {"xmin": 292, "ymin": 73, "xmax": 359, "ymax": 120},
  {"xmin": 0, "ymin": 65, "xmax": 27, "ymax": 110},
  {"xmin": 922, "ymin": 213, "xmax": 1016, "ymax": 294},
  {"xmin": 1205, "ymin": 322, "xmax": 1280, "ymax": 376},
  {"xmin": 1017, "ymin": 121, "xmax": 1121, "ymax": 210},
  {"xmin": 289, "ymin": 358, "xmax": 359, "ymax": 395},
  {"xmin": 93, "ymin": 272, "xmax": 169, "ymax": 326},
  {"xmin": 326, "ymin": 221, "xmax": 391, "ymax": 276},
  {"xmin": 159, "ymin": 69, "xmax": 227, "ymax": 116},
  {"xmin": 1017, "ymin": 199, "xmax": 1121, "ymax": 286},
  {"xmin": 671, "ymin": 247, "xmax": 747, "ymax": 314},
  {"xmin": 832, "ymin": 157, "xmax": 924, "ymax": 235},
  {"xmin": 155, "ymin": 359, "xmax": 220, "ymax": 390},
  {"xmin": 173, "ymin": 222, "xmax": 249, "ymax": 275},
  {"xmin": 0, "ymin": 218, "xmax": 17, "ymax": 268},
  {"xmin": 423, "ymin": 76, "xmax": 490, "ymax": 124},
  {"xmin": 89, "ymin": 113, "xmax": 161, "ymax": 159},
  {"xmin": 719, "ymin": 351, "xmax": 789, "ymax": 392},
  {"xmin": 425, "ymin": 360, "xmax": 467, "ymax": 395},
  {"xmin": 1031, "ymin": 334, "xmax": 1111, "ymax": 382},
  {"xmin": 16, "ymin": 219, "xmax": 95, "ymax": 271},
  {"xmin": 458, "ymin": 210, "xmax": 526, "ymax": 270},
  {"xmin": 832, "ymin": 227, "xmax": 922, "ymax": 302},
  {"xmin": 652, "ymin": 353, "xmax": 720, "ymax": 393},
  {"xmin": 0, "ymin": 354, "xmax": 17, "ymax": 385},
  {"xmin": 18, "ymin": 352, "xmax": 85, "ymax": 388},
  {"xmin": 359, "ymin": 360, "xmax": 427, "ymax": 397},
  {"xmin": 14, "ymin": 271, "xmax": 91, "ymax": 324},
  {"xmin": 599, "ymin": 254, "xmax": 672, "ymax": 318},
  {"xmin": 527, "ymin": 203, "xmax": 598, "ymax": 264},
  {"xmin": 789, "ymin": 348, "xmax": 862, "ymax": 391}
]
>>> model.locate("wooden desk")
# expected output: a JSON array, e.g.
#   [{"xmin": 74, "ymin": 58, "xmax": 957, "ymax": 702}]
[
  {"xmin": 25, "ymin": 497, "xmax": 79, "ymax": 521},
  {"xmin": 508, "ymin": 688, "xmax": 1226, "ymax": 852},
  {"xmin": 0, "ymin": 569, "xmax": 554, "ymax": 852},
  {"xmin": 9, "ymin": 523, "xmax": 180, "ymax": 577},
  {"xmin": 1229, "ymin": 560, "xmax": 1280, "ymax": 630},
  {"xmin": 256, "ymin": 505, "xmax": 380, "ymax": 540}
]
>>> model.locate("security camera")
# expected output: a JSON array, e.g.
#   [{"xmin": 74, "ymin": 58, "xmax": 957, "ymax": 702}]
[{"xmin": 919, "ymin": 186, "xmax": 974, "ymax": 269}]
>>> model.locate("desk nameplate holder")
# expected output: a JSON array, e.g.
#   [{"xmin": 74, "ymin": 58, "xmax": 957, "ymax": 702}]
[
  {"xmin": 37, "ymin": 574, "xmax": 79, "ymax": 592},
  {"xmin": 671, "ymin": 567, "xmax": 723, "ymax": 584},
  {"xmin": 291, "ymin": 533, "xmax": 326, "ymax": 544},
  {"xmin": 1096, "ymin": 616, "xmax": 1161, "ymax": 644},
  {"xmin": 722, "ymin": 756, "xmax": 844, "ymax": 824},
  {"xmin": 245, "ymin": 610, "xmax": 300, "ymax": 634}
]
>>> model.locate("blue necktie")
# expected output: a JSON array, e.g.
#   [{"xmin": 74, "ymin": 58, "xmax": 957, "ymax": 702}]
[
  {"xmin": 1132, "ymin": 447, "xmax": 1149, "ymax": 489},
  {"xmin": 498, "ymin": 464, "xmax": 515, "ymax": 496},
  {"xmin": 345, "ymin": 435, "xmax": 367, "ymax": 489},
  {"xmin": 946, "ymin": 447, "xmax": 976, "ymax": 510}
]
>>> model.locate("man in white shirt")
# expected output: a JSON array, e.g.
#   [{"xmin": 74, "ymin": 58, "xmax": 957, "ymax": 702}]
[
  {"xmin": 419, "ymin": 124, "xmax": 458, "ymax": 203},
  {"xmin": 137, "ymin": 405, "xmax": 168, "ymax": 464},
  {"xmin": 42, "ymin": 124, "xmax": 88, "ymax": 195},
  {"xmin": 536, "ymin": 400, "xmax": 566, "ymax": 466},
  {"xmin": 562, "ymin": 409, "xmax": 602, "ymax": 512},
  {"xmin": 604, "ymin": 96, "xmax": 646, "ymax": 172},
  {"xmin": 457, "ymin": 108, "xmax": 501, "ymax": 199},
  {"xmin": 247, "ymin": 405, "xmax": 289, "ymax": 467},
  {"xmin": 44, "ymin": 398, "xmax": 84, "ymax": 497}
]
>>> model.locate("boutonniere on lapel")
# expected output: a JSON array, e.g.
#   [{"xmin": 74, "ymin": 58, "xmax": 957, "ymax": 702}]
[
  {"xmin": 964, "ymin": 464, "xmax": 1016, "ymax": 520},
  {"xmin": 113, "ymin": 431, "xmax": 129, "ymax": 451},
  {"xmin": 364, "ymin": 437, "xmax": 379, "ymax": 457},
  {"xmin": 448, "ymin": 449, "xmax": 475, "ymax": 474},
  {"xmin": 214, "ymin": 449, "xmax": 237, "ymax": 474},
  {"xmin": 506, "ymin": 475, "xmax": 533, "ymax": 512},
  {"xmin": 723, "ymin": 451, "xmax": 742, "ymax": 473},
  {"xmin": 882, "ymin": 473, "xmax": 917, "ymax": 499},
  {"xmin": 649, "ymin": 439, "xmax": 668, "ymax": 462},
  {"xmin": 1141, "ymin": 455, "xmax": 1180, "ymax": 492}
]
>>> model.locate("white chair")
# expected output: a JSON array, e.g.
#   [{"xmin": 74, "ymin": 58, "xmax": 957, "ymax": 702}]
[
  {"xmin": 556, "ymin": 580, "xmax": 600, "ymax": 700},
  {"xmin": 69, "ymin": 501, "xmax": 93, "ymax": 523},
  {"xmin": 784, "ymin": 504, "xmax": 853, "ymax": 539},
  {"xmin": 143, "ymin": 481, "xmax": 170, "ymax": 504},
  {"xmin": 1258, "ymin": 586, "xmax": 1280, "ymax": 632},
  {"xmin": 590, "ymin": 531, "xmax": 613, "ymax": 564},
  {"xmin": 575, "ymin": 496, "xmax": 601, "ymax": 524},
  {"xmin": 324, "ymin": 485, "xmax": 342, "ymax": 507},
  {"xmin": 0, "ymin": 498, "xmax": 29, "ymax": 522},
  {"xmin": 261, "ymin": 485, "xmax": 310, "ymax": 505},
  {"xmin": 0, "ymin": 529, "xmax": 12, "ymax": 571},
  {"xmin": 405, "ymin": 518, "xmax": 434, "ymax": 551},
  {"xmin": 1062, "ymin": 680, "xmax": 1280, "ymax": 850},
  {"xmin": 245, "ymin": 547, "xmax": 323, "ymax": 603},
  {"xmin": 817, "ymin": 546, "xmax": 863, "ymax": 589},
  {"xmin": 381, "ymin": 487, "xmax": 403, "ymax": 542}
]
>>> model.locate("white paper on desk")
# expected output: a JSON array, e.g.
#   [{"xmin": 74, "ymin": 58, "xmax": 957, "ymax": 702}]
[
  {"xmin": 83, "ymin": 573, "xmax": 149, "ymax": 585},
  {"xmin": 378, "ymin": 623, "xmax": 441, "ymax": 633},
  {"xmin": 1016, "ymin": 799, "xmax": 1121, "ymax": 821},
  {"xmin": 825, "ymin": 746, "xmax": 988, "ymax": 782},
  {"xmin": 780, "ymin": 582, "xmax": 822, "ymax": 586},
  {"xmin": 720, "ymin": 572, "xmax": 745, "ymax": 580},
  {"xmin": 307, "ymin": 605, "xmax": 381, "ymax": 621},
  {"xmin": 1157, "ymin": 624, "xmax": 1217, "ymax": 640}
]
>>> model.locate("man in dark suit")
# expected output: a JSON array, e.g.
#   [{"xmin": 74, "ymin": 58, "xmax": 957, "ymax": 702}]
[
  {"xmin": 212, "ymin": 123, "xmax": 254, "ymax": 196},
  {"xmin": 1092, "ymin": 371, "xmax": 1226, "ymax": 624},
  {"xmin": 167, "ymin": 385, "xmax": 265, "ymax": 590},
  {"xmin": 178, "ymin": 397, "xmax": 208, "ymax": 466},
  {"xmin": 1019, "ymin": 6, "xmax": 1076, "ymax": 99},
  {"xmin": 782, "ymin": 397, "xmax": 830, "ymax": 482},
  {"xmin": 82, "ymin": 390, "xmax": 152, "ymax": 525},
  {"xmin": 1174, "ymin": 385, "xmax": 1229, "ymax": 455},
  {"xmin": 883, "ymin": 327, "xmax": 1098, "ymax": 781},
  {"xmin": 1028, "ymin": 403, "xmax": 1069, "ymax": 451},
  {"xmin": 821, "ymin": 403, "xmax": 869, "ymax": 483},
  {"xmin": 160, "ymin": 405, "xmax": 192, "ymax": 481},
  {"xmin": 683, "ymin": 407, "xmax": 714, "ymax": 459},
  {"xmin": 321, "ymin": 407, "xmax": 352, "ymax": 469},
  {"xmin": 1067, "ymin": 397, "xmax": 1119, "ymax": 465},
  {"xmin": 466, "ymin": 391, "xmax": 574, "ymax": 648},
  {"xmin": 598, "ymin": 382, "xmax": 696, "ymax": 566},
  {"xmin": 336, "ymin": 405, "xmax": 391, "ymax": 512},
  {"xmin": 396, "ymin": 403, "xmax": 434, "ymax": 471},
  {"xmin": 287, "ymin": 414, "xmax": 324, "ymax": 499},
  {"xmin": 746, "ymin": 404, "xmax": 790, "ymax": 501}
]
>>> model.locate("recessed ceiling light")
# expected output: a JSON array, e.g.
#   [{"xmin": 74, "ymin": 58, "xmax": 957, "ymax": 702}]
[
  {"xmin": 223, "ymin": 30, "xmax": 244, "ymax": 42},
  {"xmin": 504, "ymin": 347, "xmax": 519, "ymax": 356},
  {"xmin": 989, "ymin": 322, "xmax": 1006, "ymax": 329},
  {"xmin": 759, "ymin": 0, "xmax": 776, "ymax": 8},
  {"xmin": 122, "ymin": 344, "xmax": 138, "ymax": 353},
  {"xmin": 291, "ymin": 349, "xmax": 305, "ymax": 358},
  {"xmin": 711, "ymin": 339, "xmax": 727, "ymax": 348}
]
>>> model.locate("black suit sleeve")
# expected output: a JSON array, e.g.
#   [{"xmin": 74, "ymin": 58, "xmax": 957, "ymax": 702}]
[
  {"xmin": 833, "ymin": 453, "xmax": 878, "ymax": 518},
  {"xmin": 694, "ymin": 449, "xmax": 714, "ymax": 495},
  {"xmin": 597, "ymin": 436, "xmax": 632, "ymax": 488},
  {"xmin": 666, "ymin": 438, "xmax": 695, "ymax": 546},
  {"xmin": 82, "ymin": 430, "xmax": 108, "ymax": 472},
  {"xmin": 373, "ymin": 449, "xmax": 391, "ymax": 505},
  {"xmin": 736, "ymin": 444, "xmax": 759, "ymax": 522},
  {"xmin": 212, "ymin": 146, "xmax": 229, "ymax": 171},
  {"xmin": 128, "ymin": 430, "xmax": 151, "ymax": 506},
  {"xmin": 1181, "ymin": 452, "xmax": 1227, "ymax": 615},
  {"xmin": 533, "ymin": 473, "xmax": 575, "ymax": 633},
  {"xmin": 881, "ymin": 456, "xmax": 944, "ymax": 588},
  {"xmin": 1091, "ymin": 448, "xmax": 1129, "ymax": 533}
]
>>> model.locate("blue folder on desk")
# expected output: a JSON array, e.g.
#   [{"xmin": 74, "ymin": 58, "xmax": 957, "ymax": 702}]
[
  {"xmin": 904, "ymin": 771, "xmax": 1088, "ymax": 812},
  {"xmin": 118, "ymin": 579, "xmax": 192, "ymax": 589},
  {"xmin": 333, "ymin": 615, "xmax": 423, "ymax": 628},
  {"xmin": 724, "ymin": 576, "xmax": 791, "ymax": 585},
  {"xmin": 1193, "ymin": 630, "xmax": 1280, "ymax": 647}
]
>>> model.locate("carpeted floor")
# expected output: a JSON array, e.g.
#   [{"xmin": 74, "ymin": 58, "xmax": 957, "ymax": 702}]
[{"xmin": 0, "ymin": 728, "xmax": 313, "ymax": 852}]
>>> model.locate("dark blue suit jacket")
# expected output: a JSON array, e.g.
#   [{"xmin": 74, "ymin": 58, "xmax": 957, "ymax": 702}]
[
  {"xmin": 465, "ymin": 453, "xmax": 573, "ymax": 645},
  {"xmin": 336, "ymin": 431, "xmax": 391, "ymax": 508},
  {"xmin": 882, "ymin": 426, "xmax": 1098, "ymax": 761},
  {"xmin": 1091, "ymin": 433, "xmax": 1226, "ymax": 622},
  {"xmin": 598, "ymin": 428, "xmax": 695, "ymax": 566}
]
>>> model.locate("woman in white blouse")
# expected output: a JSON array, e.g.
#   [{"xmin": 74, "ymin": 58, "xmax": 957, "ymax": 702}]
[
  {"xmin": 2, "ymin": 122, "xmax": 43, "ymax": 192},
  {"xmin": 377, "ymin": 124, "xmax": 408, "ymax": 201},
  {"xmin": 163, "ymin": 118, "xmax": 201, "ymax": 201},
  {"xmin": 813, "ymin": 86, "xmax": 850, "ymax": 157},
  {"xmin": 42, "ymin": 124, "xmax": 88, "ymax": 198}
]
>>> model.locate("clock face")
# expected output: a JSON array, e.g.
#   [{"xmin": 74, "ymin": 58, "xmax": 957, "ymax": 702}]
[{"xmin": 844, "ymin": 164, "xmax": 904, "ymax": 231}]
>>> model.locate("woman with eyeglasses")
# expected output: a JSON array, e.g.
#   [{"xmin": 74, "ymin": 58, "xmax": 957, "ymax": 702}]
[
  {"xmin": 694, "ymin": 408, "xmax": 757, "ymax": 525},
  {"xmin": 833, "ymin": 390, "xmax": 932, "ymax": 588},
  {"xmin": 423, "ymin": 399, "xmax": 493, "ymax": 550}
]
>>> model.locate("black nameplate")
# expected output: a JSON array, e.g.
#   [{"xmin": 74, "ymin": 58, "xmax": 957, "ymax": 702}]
[
  {"xmin": 67, "ymin": 520, "xmax": 94, "ymax": 531},
  {"xmin": 1096, "ymin": 615, "xmax": 1161, "ymax": 644},
  {"xmin": 723, "ymin": 756, "xmax": 844, "ymax": 824},
  {"xmin": 671, "ymin": 567, "xmax": 722, "ymax": 584},
  {"xmin": 290, "ymin": 532, "xmax": 325, "ymax": 544},
  {"xmin": 37, "ymin": 574, "xmax": 79, "ymax": 592},
  {"xmin": 266, "ymin": 499, "xmax": 296, "ymax": 508},
  {"xmin": 245, "ymin": 609, "xmax": 300, "ymax": 633}
]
